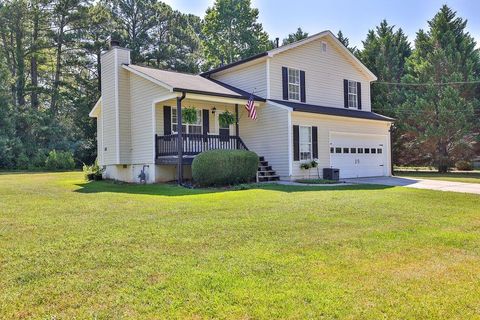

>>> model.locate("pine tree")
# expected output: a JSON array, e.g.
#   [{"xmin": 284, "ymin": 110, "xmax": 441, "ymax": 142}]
[
  {"xmin": 202, "ymin": 0, "xmax": 271, "ymax": 69},
  {"xmin": 336, "ymin": 30, "xmax": 356, "ymax": 53},
  {"xmin": 282, "ymin": 27, "xmax": 308, "ymax": 45},
  {"xmin": 399, "ymin": 5, "xmax": 479, "ymax": 172}
]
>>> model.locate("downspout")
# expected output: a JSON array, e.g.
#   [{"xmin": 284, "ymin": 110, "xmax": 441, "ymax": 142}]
[{"xmin": 177, "ymin": 91, "xmax": 186, "ymax": 184}]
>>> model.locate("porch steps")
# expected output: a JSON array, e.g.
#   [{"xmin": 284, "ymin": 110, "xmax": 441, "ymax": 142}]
[{"xmin": 257, "ymin": 156, "xmax": 280, "ymax": 182}]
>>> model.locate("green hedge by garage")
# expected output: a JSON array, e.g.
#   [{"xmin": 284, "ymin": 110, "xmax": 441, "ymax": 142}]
[{"xmin": 192, "ymin": 150, "xmax": 259, "ymax": 186}]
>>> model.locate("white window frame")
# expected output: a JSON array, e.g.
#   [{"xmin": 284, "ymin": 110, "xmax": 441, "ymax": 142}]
[
  {"xmin": 171, "ymin": 108, "xmax": 202, "ymax": 134},
  {"xmin": 288, "ymin": 68, "xmax": 301, "ymax": 101},
  {"xmin": 348, "ymin": 80, "xmax": 358, "ymax": 108},
  {"xmin": 299, "ymin": 125, "xmax": 312, "ymax": 161}
]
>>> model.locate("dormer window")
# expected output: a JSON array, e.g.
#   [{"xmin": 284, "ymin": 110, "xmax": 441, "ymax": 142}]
[
  {"xmin": 288, "ymin": 68, "xmax": 300, "ymax": 101},
  {"xmin": 348, "ymin": 80, "xmax": 358, "ymax": 108}
]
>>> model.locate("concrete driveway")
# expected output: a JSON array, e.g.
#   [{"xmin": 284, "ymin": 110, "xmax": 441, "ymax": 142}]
[{"xmin": 344, "ymin": 176, "xmax": 480, "ymax": 195}]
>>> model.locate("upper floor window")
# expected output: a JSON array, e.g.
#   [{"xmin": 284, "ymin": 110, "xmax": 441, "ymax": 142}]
[
  {"xmin": 288, "ymin": 68, "xmax": 300, "ymax": 101},
  {"xmin": 172, "ymin": 108, "xmax": 202, "ymax": 134},
  {"xmin": 348, "ymin": 80, "xmax": 358, "ymax": 108}
]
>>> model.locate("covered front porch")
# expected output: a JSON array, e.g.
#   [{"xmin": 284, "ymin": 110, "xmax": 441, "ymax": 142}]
[{"xmin": 152, "ymin": 92, "xmax": 261, "ymax": 182}]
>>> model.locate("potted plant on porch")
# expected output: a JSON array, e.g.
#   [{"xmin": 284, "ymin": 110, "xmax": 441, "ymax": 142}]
[
  {"xmin": 219, "ymin": 111, "xmax": 235, "ymax": 128},
  {"xmin": 182, "ymin": 107, "xmax": 198, "ymax": 124}
]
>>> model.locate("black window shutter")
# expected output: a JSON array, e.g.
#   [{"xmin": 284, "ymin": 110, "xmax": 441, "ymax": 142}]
[
  {"xmin": 312, "ymin": 126, "xmax": 318, "ymax": 159},
  {"xmin": 343, "ymin": 79, "xmax": 348, "ymax": 108},
  {"xmin": 163, "ymin": 106, "xmax": 171, "ymax": 135},
  {"xmin": 282, "ymin": 67, "xmax": 289, "ymax": 100},
  {"xmin": 300, "ymin": 70, "xmax": 306, "ymax": 102},
  {"xmin": 357, "ymin": 82, "xmax": 362, "ymax": 110},
  {"xmin": 293, "ymin": 125, "xmax": 299, "ymax": 161},
  {"xmin": 202, "ymin": 109, "xmax": 209, "ymax": 134}
]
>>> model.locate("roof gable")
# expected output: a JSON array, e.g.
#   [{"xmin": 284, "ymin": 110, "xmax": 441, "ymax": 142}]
[{"xmin": 202, "ymin": 30, "xmax": 377, "ymax": 81}]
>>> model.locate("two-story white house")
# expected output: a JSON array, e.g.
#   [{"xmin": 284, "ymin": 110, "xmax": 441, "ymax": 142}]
[{"xmin": 89, "ymin": 31, "xmax": 394, "ymax": 183}]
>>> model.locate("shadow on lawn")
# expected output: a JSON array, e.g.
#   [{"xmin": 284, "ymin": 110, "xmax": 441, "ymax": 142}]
[{"xmin": 74, "ymin": 180, "xmax": 393, "ymax": 197}]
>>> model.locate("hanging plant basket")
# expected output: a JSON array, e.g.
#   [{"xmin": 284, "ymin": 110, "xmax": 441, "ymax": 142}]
[
  {"xmin": 182, "ymin": 107, "xmax": 198, "ymax": 124},
  {"xmin": 219, "ymin": 111, "xmax": 235, "ymax": 128}
]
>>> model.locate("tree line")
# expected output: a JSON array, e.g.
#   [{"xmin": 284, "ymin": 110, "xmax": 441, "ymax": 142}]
[{"xmin": 0, "ymin": 0, "xmax": 478, "ymax": 172}]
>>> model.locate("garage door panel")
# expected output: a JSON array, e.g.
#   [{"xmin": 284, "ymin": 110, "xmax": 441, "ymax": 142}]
[{"xmin": 330, "ymin": 133, "xmax": 387, "ymax": 178}]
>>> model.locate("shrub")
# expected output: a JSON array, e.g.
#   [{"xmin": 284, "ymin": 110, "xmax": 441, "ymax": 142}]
[
  {"xmin": 83, "ymin": 159, "xmax": 104, "ymax": 181},
  {"xmin": 45, "ymin": 150, "xmax": 75, "ymax": 170},
  {"xmin": 192, "ymin": 150, "xmax": 258, "ymax": 186},
  {"xmin": 455, "ymin": 160, "xmax": 473, "ymax": 171}
]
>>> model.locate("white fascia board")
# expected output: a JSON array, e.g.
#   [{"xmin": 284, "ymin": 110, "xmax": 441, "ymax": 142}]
[
  {"xmin": 184, "ymin": 93, "xmax": 262, "ymax": 106},
  {"xmin": 89, "ymin": 97, "xmax": 102, "ymax": 117}
]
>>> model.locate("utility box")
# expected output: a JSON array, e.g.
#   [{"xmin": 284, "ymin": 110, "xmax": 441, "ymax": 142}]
[{"xmin": 323, "ymin": 168, "xmax": 340, "ymax": 181}]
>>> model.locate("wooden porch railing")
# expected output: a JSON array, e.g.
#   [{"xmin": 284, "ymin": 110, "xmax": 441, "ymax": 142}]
[{"xmin": 155, "ymin": 133, "xmax": 248, "ymax": 158}]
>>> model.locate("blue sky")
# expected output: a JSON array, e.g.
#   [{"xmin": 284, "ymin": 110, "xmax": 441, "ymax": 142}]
[{"xmin": 162, "ymin": 0, "xmax": 480, "ymax": 49}]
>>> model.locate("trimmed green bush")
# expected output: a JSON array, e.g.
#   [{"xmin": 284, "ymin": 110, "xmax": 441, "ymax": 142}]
[
  {"xmin": 455, "ymin": 160, "xmax": 473, "ymax": 171},
  {"xmin": 192, "ymin": 150, "xmax": 258, "ymax": 186},
  {"xmin": 83, "ymin": 159, "xmax": 104, "ymax": 181},
  {"xmin": 45, "ymin": 150, "xmax": 75, "ymax": 170}
]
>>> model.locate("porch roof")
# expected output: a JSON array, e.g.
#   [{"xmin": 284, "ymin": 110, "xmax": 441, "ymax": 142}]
[
  {"xmin": 123, "ymin": 64, "xmax": 265, "ymax": 101},
  {"xmin": 269, "ymin": 99, "xmax": 395, "ymax": 122}
]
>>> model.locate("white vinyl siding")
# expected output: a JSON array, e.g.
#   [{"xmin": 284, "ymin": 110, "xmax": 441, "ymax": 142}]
[
  {"xmin": 129, "ymin": 73, "xmax": 170, "ymax": 164},
  {"xmin": 99, "ymin": 48, "xmax": 130, "ymax": 165},
  {"xmin": 291, "ymin": 112, "xmax": 391, "ymax": 179},
  {"xmin": 211, "ymin": 61, "xmax": 267, "ymax": 98},
  {"xmin": 96, "ymin": 111, "xmax": 103, "ymax": 165},
  {"xmin": 269, "ymin": 37, "xmax": 371, "ymax": 111},
  {"xmin": 100, "ymin": 50, "xmax": 117, "ymax": 164},
  {"xmin": 239, "ymin": 101, "xmax": 290, "ymax": 178},
  {"xmin": 117, "ymin": 49, "xmax": 131, "ymax": 163}
]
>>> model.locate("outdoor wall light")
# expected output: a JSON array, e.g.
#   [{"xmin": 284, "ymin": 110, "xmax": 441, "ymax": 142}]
[{"xmin": 212, "ymin": 107, "xmax": 217, "ymax": 114}]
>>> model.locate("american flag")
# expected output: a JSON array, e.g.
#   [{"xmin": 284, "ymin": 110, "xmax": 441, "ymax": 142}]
[{"xmin": 245, "ymin": 92, "xmax": 257, "ymax": 120}]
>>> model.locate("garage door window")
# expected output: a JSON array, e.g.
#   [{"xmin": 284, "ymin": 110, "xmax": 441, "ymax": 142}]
[{"xmin": 299, "ymin": 126, "xmax": 312, "ymax": 160}]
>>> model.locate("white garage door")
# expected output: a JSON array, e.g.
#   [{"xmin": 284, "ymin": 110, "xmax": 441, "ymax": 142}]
[{"xmin": 330, "ymin": 133, "xmax": 387, "ymax": 178}]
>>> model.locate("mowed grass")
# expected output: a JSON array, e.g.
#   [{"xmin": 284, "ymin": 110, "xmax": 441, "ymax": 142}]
[
  {"xmin": 395, "ymin": 170, "xmax": 480, "ymax": 184},
  {"xmin": 1, "ymin": 172, "xmax": 480, "ymax": 319}
]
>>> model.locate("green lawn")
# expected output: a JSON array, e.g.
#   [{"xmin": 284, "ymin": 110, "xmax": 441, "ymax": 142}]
[
  {"xmin": 1, "ymin": 172, "xmax": 479, "ymax": 319},
  {"xmin": 395, "ymin": 170, "xmax": 480, "ymax": 184}
]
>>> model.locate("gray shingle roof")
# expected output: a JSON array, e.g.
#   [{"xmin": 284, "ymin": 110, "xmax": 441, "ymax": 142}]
[
  {"xmin": 126, "ymin": 64, "xmax": 263, "ymax": 100},
  {"xmin": 270, "ymin": 99, "xmax": 394, "ymax": 122}
]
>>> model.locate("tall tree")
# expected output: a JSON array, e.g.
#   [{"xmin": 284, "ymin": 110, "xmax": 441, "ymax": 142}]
[
  {"xmin": 282, "ymin": 27, "xmax": 308, "ymax": 45},
  {"xmin": 107, "ymin": 0, "xmax": 157, "ymax": 64},
  {"xmin": 398, "ymin": 5, "xmax": 479, "ymax": 172},
  {"xmin": 359, "ymin": 20, "xmax": 411, "ymax": 115},
  {"xmin": 49, "ymin": 0, "xmax": 90, "ymax": 115},
  {"xmin": 202, "ymin": 0, "xmax": 270, "ymax": 69},
  {"xmin": 336, "ymin": 30, "xmax": 357, "ymax": 53}
]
